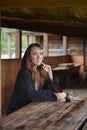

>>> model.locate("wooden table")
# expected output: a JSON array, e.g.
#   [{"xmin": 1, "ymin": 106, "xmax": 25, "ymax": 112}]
[
  {"xmin": 52, "ymin": 64, "xmax": 81, "ymax": 88},
  {"xmin": 0, "ymin": 99, "xmax": 87, "ymax": 130}
]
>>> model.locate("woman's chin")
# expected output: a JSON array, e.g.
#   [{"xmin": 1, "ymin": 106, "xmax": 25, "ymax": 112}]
[
  {"xmin": 37, "ymin": 63, "xmax": 41, "ymax": 66},
  {"xmin": 34, "ymin": 63, "xmax": 41, "ymax": 66}
]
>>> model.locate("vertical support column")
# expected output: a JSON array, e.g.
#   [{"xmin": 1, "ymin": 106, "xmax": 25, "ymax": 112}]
[
  {"xmin": 0, "ymin": 52, "xmax": 1, "ymax": 118},
  {"xmin": 63, "ymin": 36, "xmax": 67, "ymax": 55},
  {"xmin": 15, "ymin": 29, "xmax": 21, "ymax": 58},
  {"xmin": 8, "ymin": 34, "xmax": 11, "ymax": 58},
  {"xmin": 83, "ymin": 37, "xmax": 86, "ymax": 71},
  {"xmin": 36, "ymin": 36, "xmax": 40, "ymax": 44},
  {"xmin": 27, "ymin": 35, "xmax": 29, "ymax": 46},
  {"xmin": 43, "ymin": 33, "xmax": 48, "ymax": 56},
  {"xmin": 0, "ymin": 24, "xmax": 1, "ymax": 118}
]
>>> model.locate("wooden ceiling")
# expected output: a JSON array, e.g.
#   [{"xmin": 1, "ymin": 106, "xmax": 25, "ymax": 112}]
[{"xmin": 1, "ymin": 0, "xmax": 87, "ymax": 36}]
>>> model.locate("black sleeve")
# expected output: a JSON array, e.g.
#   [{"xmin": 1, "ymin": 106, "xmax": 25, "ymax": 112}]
[
  {"xmin": 45, "ymin": 73, "xmax": 63, "ymax": 93},
  {"xmin": 16, "ymin": 69, "xmax": 57, "ymax": 102}
]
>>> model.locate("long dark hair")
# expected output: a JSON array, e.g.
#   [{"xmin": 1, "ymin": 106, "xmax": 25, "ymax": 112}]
[{"xmin": 26, "ymin": 43, "xmax": 48, "ymax": 84}]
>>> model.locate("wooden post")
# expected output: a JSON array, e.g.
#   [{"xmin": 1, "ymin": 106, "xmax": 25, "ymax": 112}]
[
  {"xmin": 36, "ymin": 36, "xmax": 41, "ymax": 44},
  {"xmin": 63, "ymin": 36, "xmax": 67, "ymax": 55},
  {"xmin": 8, "ymin": 34, "xmax": 11, "ymax": 58},
  {"xmin": 15, "ymin": 29, "xmax": 21, "ymax": 58},
  {"xmin": 0, "ymin": 55, "xmax": 1, "ymax": 118},
  {"xmin": 27, "ymin": 35, "xmax": 29, "ymax": 46},
  {"xmin": 0, "ymin": 27, "xmax": 1, "ymax": 118},
  {"xmin": 43, "ymin": 33, "xmax": 48, "ymax": 56}
]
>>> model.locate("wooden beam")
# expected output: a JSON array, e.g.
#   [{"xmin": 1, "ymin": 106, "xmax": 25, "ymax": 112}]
[
  {"xmin": 1, "ymin": 16, "xmax": 87, "ymax": 27},
  {"xmin": 1, "ymin": 17, "xmax": 87, "ymax": 37},
  {"xmin": 0, "ymin": 0, "xmax": 87, "ymax": 7}
]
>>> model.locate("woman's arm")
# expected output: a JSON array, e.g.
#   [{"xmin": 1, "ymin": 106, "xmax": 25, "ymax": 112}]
[{"xmin": 17, "ymin": 69, "xmax": 57, "ymax": 102}]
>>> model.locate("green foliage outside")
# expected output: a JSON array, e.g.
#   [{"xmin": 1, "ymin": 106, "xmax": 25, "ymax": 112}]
[
  {"xmin": 1, "ymin": 28, "xmax": 16, "ymax": 53},
  {"xmin": 1, "ymin": 27, "xmax": 36, "ymax": 54}
]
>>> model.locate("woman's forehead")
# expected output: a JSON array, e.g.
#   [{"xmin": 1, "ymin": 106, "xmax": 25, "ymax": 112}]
[{"xmin": 30, "ymin": 46, "xmax": 43, "ymax": 52}]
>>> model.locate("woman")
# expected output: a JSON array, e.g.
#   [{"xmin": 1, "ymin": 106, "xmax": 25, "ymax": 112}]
[{"xmin": 6, "ymin": 43, "xmax": 66, "ymax": 115}]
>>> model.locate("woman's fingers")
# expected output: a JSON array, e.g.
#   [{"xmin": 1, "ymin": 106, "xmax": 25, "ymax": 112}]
[
  {"xmin": 41, "ymin": 62, "xmax": 53, "ymax": 80},
  {"xmin": 55, "ymin": 92, "xmax": 66, "ymax": 100},
  {"xmin": 41, "ymin": 62, "xmax": 51, "ymax": 72}
]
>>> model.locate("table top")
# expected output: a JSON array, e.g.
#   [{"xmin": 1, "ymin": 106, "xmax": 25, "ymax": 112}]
[
  {"xmin": 52, "ymin": 64, "xmax": 81, "ymax": 71},
  {"xmin": 0, "ymin": 98, "xmax": 87, "ymax": 130}
]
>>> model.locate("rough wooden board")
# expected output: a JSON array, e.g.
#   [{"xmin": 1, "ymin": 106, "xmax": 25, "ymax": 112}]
[
  {"xmin": 0, "ymin": 99, "xmax": 87, "ymax": 130},
  {"xmin": 0, "ymin": 102, "xmax": 51, "ymax": 127},
  {"xmin": 33, "ymin": 100, "xmax": 86, "ymax": 130}
]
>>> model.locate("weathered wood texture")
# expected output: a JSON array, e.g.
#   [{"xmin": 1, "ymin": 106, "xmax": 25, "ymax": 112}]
[
  {"xmin": 0, "ymin": 99, "xmax": 87, "ymax": 130},
  {"xmin": 44, "ymin": 55, "xmax": 70, "ymax": 66},
  {"xmin": 70, "ymin": 55, "xmax": 84, "ymax": 74},
  {"xmin": 68, "ymin": 37, "xmax": 84, "ymax": 55},
  {"xmin": 1, "ymin": 59, "xmax": 21, "ymax": 113}
]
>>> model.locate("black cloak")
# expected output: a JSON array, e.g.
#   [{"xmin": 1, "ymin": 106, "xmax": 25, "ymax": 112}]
[{"xmin": 6, "ymin": 49, "xmax": 61, "ymax": 115}]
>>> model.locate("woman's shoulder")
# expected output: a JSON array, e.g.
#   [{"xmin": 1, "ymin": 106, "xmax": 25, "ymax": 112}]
[{"xmin": 18, "ymin": 68, "xmax": 32, "ymax": 77}]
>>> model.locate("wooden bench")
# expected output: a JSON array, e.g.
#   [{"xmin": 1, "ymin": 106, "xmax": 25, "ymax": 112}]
[{"xmin": 0, "ymin": 98, "xmax": 87, "ymax": 130}]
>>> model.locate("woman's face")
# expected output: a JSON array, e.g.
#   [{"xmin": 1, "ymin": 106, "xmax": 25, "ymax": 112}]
[{"xmin": 29, "ymin": 46, "xmax": 43, "ymax": 66}]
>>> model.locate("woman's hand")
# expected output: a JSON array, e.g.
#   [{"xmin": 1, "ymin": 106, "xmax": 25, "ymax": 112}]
[
  {"xmin": 55, "ymin": 92, "xmax": 66, "ymax": 100},
  {"xmin": 41, "ymin": 62, "xmax": 53, "ymax": 80}
]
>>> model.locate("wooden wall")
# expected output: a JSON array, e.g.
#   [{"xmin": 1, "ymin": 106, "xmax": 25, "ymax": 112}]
[
  {"xmin": 68, "ymin": 37, "xmax": 84, "ymax": 55},
  {"xmin": 44, "ymin": 55, "xmax": 70, "ymax": 66},
  {"xmin": 1, "ymin": 55, "xmax": 84, "ymax": 114},
  {"xmin": 1, "ymin": 59, "xmax": 21, "ymax": 114}
]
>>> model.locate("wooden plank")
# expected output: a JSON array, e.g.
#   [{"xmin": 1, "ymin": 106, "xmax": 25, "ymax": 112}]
[
  {"xmin": 0, "ymin": 101, "xmax": 62, "ymax": 129},
  {"xmin": 1, "ymin": 100, "xmax": 87, "ymax": 130},
  {"xmin": 32, "ymin": 100, "xmax": 86, "ymax": 130},
  {"xmin": 0, "ymin": 0, "xmax": 87, "ymax": 7},
  {"xmin": 1, "ymin": 59, "xmax": 21, "ymax": 113},
  {"xmin": 32, "ymin": 102, "xmax": 77, "ymax": 130},
  {"xmin": 0, "ymin": 29, "xmax": 1, "ymax": 118},
  {"xmin": 46, "ymin": 100, "xmax": 87, "ymax": 130},
  {"xmin": 16, "ymin": 101, "xmax": 64, "ymax": 129},
  {"xmin": 0, "ymin": 102, "xmax": 54, "ymax": 129},
  {"xmin": 62, "ymin": 101, "xmax": 87, "ymax": 130}
]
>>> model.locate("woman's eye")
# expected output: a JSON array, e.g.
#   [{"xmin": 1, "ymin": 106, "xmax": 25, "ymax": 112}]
[{"xmin": 32, "ymin": 53, "xmax": 36, "ymax": 55}]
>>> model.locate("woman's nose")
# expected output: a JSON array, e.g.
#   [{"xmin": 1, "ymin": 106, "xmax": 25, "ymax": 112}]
[{"xmin": 37, "ymin": 54, "xmax": 40, "ymax": 59}]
